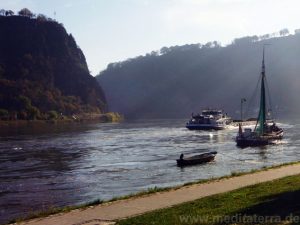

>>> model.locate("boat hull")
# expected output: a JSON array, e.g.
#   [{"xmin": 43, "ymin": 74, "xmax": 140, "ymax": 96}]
[
  {"xmin": 186, "ymin": 124, "xmax": 225, "ymax": 130},
  {"xmin": 236, "ymin": 138, "xmax": 269, "ymax": 147},
  {"xmin": 236, "ymin": 131, "xmax": 283, "ymax": 147},
  {"xmin": 176, "ymin": 154, "xmax": 216, "ymax": 167}
]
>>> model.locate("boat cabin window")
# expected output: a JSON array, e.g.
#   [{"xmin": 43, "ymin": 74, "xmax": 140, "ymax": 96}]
[{"xmin": 202, "ymin": 110, "xmax": 222, "ymax": 116}]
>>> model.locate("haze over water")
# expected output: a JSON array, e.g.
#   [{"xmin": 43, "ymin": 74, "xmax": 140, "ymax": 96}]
[{"xmin": 0, "ymin": 119, "xmax": 298, "ymax": 224}]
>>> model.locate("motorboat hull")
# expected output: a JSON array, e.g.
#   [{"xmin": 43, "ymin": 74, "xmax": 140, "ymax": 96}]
[{"xmin": 186, "ymin": 124, "xmax": 225, "ymax": 130}]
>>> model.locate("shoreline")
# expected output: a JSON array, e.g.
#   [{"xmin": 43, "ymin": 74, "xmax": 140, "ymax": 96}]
[
  {"xmin": 0, "ymin": 112, "xmax": 123, "ymax": 127},
  {"xmin": 9, "ymin": 161, "xmax": 300, "ymax": 225}
]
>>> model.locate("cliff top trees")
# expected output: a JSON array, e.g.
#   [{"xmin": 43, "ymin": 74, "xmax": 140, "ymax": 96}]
[
  {"xmin": 0, "ymin": 9, "xmax": 5, "ymax": 16},
  {"xmin": 18, "ymin": 8, "xmax": 33, "ymax": 18},
  {"xmin": 1, "ymin": 8, "xmax": 33, "ymax": 17},
  {"xmin": 0, "ymin": 9, "xmax": 14, "ymax": 16},
  {"xmin": 5, "ymin": 10, "xmax": 14, "ymax": 16}
]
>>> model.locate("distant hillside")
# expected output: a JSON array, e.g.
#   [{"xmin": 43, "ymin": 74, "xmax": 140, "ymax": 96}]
[
  {"xmin": 97, "ymin": 31, "xmax": 300, "ymax": 119},
  {"xmin": 0, "ymin": 11, "xmax": 107, "ymax": 120}
]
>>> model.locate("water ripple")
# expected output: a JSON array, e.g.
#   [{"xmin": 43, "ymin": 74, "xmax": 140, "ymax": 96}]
[{"xmin": 0, "ymin": 119, "xmax": 298, "ymax": 224}]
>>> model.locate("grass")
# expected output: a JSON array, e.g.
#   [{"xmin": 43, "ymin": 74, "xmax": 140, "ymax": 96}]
[
  {"xmin": 117, "ymin": 175, "xmax": 300, "ymax": 225},
  {"xmin": 7, "ymin": 161, "xmax": 300, "ymax": 224}
]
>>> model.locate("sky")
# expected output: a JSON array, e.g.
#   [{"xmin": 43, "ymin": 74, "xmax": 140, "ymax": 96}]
[{"xmin": 1, "ymin": 0, "xmax": 300, "ymax": 75}]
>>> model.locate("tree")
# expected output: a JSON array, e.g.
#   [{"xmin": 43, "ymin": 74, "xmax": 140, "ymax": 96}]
[
  {"xmin": 27, "ymin": 106, "xmax": 40, "ymax": 120},
  {"xmin": 160, "ymin": 47, "xmax": 170, "ymax": 55},
  {"xmin": 37, "ymin": 14, "xmax": 47, "ymax": 21},
  {"xmin": 204, "ymin": 42, "xmax": 213, "ymax": 48},
  {"xmin": 0, "ymin": 109, "xmax": 8, "ymax": 119},
  {"xmin": 5, "ymin": 10, "xmax": 14, "ymax": 16},
  {"xmin": 213, "ymin": 41, "xmax": 221, "ymax": 48},
  {"xmin": 279, "ymin": 28, "xmax": 289, "ymax": 36},
  {"xmin": 233, "ymin": 36, "xmax": 258, "ymax": 45},
  {"xmin": 18, "ymin": 111, "xmax": 28, "ymax": 120},
  {"xmin": 18, "ymin": 8, "xmax": 33, "ymax": 18},
  {"xmin": 150, "ymin": 51, "xmax": 158, "ymax": 56},
  {"xmin": 260, "ymin": 34, "xmax": 270, "ymax": 40},
  {"xmin": 0, "ymin": 9, "xmax": 5, "ymax": 16},
  {"xmin": 47, "ymin": 110, "xmax": 58, "ymax": 120},
  {"xmin": 18, "ymin": 95, "xmax": 32, "ymax": 110},
  {"xmin": 295, "ymin": 29, "xmax": 300, "ymax": 35}
]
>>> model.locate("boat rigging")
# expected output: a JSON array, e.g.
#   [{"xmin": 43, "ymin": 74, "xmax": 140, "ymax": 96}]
[{"xmin": 235, "ymin": 47, "xmax": 283, "ymax": 147}]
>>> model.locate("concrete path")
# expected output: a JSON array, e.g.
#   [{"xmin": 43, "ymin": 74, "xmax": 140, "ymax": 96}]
[{"xmin": 17, "ymin": 163, "xmax": 300, "ymax": 225}]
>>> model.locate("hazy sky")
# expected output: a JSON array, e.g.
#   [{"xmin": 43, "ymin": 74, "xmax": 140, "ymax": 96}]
[{"xmin": 1, "ymin": 0, "xmax": 300, "ymax": 75}]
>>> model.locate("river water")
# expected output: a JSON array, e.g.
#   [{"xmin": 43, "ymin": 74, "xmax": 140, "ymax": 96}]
[{"xmin": 0, "ymin": 119, "xmax": 299, "ymax": 224}]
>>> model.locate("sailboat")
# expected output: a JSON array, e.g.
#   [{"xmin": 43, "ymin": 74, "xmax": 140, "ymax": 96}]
[{"xmin": 235, "ymin": 47, "xmax": 283, "ymax": 147}]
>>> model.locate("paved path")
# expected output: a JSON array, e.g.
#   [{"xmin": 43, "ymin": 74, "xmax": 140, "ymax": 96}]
[{"xmin": 17, "ymin": 163, "xmax": 300, "ymax": 225}]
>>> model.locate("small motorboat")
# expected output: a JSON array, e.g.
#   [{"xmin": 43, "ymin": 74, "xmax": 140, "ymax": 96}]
[{"xmin": 176, "ymin": 151, "xmax": 217, "ymax": 167}]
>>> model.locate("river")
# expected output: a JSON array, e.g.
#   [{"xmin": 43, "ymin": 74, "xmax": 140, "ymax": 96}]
[{"xmin": 0, "ymin": 119, "xmax": 298, "ymax": 224}]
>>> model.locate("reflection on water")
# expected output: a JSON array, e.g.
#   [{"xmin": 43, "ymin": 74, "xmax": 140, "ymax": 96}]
[{"xmin": 0, "ymin": 119, "xmax": 299, "ymax": 224}]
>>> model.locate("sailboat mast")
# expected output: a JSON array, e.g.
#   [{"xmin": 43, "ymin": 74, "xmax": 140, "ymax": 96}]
[{"xmin": 257, "ymin": 47, "xmax": 267, "ymax": 135}]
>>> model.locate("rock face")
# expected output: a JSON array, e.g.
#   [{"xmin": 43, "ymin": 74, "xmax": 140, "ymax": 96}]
[
  {"xmin": 0, "ymin": 15, "xmax": 107, "ymax": 119},
  {"xmin": 97, "ymin": 33, "xmax": 300, "ymax": 119}
]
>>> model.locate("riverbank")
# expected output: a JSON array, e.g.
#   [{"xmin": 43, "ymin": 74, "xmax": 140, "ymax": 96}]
[
  {"xmin": 12, "ymin": 162, "xmax": 300, "ymax": 225},
  {"xmin": 118, "ymin": 172, "xmax": 300, "ymax": 225},
  {"xmin": 0, "ymin": 112, "xmax": 123, "ymax": 127}
]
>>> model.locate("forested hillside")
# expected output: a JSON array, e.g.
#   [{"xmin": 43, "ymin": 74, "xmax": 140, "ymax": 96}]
[
  {"xmin": 0, "ymin": 9, "xmax": 107, "ymax": 120},
  {"xmin": 97, "ymin": 30, "xmax": 300, "ymax": 119}
]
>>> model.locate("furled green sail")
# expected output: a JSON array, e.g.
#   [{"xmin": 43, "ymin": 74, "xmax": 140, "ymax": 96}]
[{"xmin": 256, "ymin": 49, "xmax": 266, "ymax": 135}]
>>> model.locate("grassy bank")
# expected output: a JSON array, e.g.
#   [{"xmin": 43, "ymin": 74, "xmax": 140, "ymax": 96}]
[
  {"xmin": 117, "ymin": 174, "xmax": 300, "ymax": 225},
  {"xmin": 7, "ymin": 161, "xmax": 300, "ymax": 224}
]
